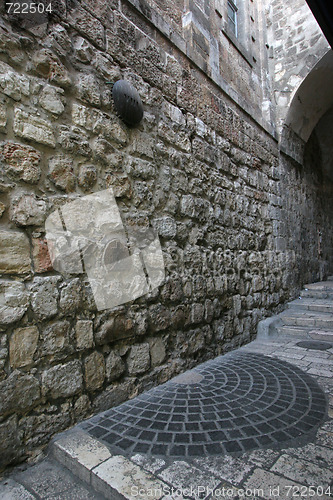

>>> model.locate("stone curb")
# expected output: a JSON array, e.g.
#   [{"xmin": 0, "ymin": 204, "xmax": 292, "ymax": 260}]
[
  {"xmin": 49, "ymin": 430, "xmax": 169, "ymax": 500},
  {"xmin": 256, "ymin": 314, "xmax": 284, "ymax": 339}
]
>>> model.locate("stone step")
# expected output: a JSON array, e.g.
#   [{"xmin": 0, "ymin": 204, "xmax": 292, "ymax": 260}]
[
  {"xmin": 277, "ymin": 325, "xmax": 311, "ymax": 336},
  {"xmin": 49, "ymin": 430, "xmax": 168, "ymax": 500},
  {"xmin": 300, "ymin": 289, "xmax": 333, "ymax": 299},
  {"xmin": 287, "ymin": 298, "xmax": 333, "ymax": 313},
  {"xmin": 0, "ymin": 458, "xmax": 104, "ymax": 499},
  {"xmin": 300, "ymin": 281, "xmax": 333, "ymax": 299},
  {"xmin": 304, "ymin": 281, "xmax": 333, "ymax": 290},
  {"xmin": 280, "ymin": 310, "xmax": 333, "ymax": 328}
]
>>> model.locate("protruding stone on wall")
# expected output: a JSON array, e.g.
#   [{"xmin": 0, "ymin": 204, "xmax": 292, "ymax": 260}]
[
  {"xmin": 0, "ymin": 101, "xmax": 7, "ymax": 131},
  {"xmin": 39, "ymin": 84, "xmax": 65, "ymax": 115},
  {"xmin": 40, "ymin": 320, "xmax": 71, "ymax": 359},
  {"xmin": 31, "ymin": 49, "xmax": 72, "ymax": 87},
  {"xmin": 78, "ymin": 164, "xmax": 97, "ymax": 191},
  {"xmin": 95, "ymin": 315, "xmax": 134, "ymax": 345},
  {"xmin": 0, "ymin": 416, "xmax": 23, "ymax": 469}
]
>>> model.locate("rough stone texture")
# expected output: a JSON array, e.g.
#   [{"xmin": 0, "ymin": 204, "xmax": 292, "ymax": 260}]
[
  {"xmin": 266, "ymin": 0, "xmax": 330, "ymax": 134},
  {"xmin": 0, "ymin": 101, "xmax": 7, "ymax": 131},
  {"xmin": 95, "ymin": 315, "xmax": 134, "ymax": 345},
  {"xmin": 0, "ymin": 61, "xmax": 29, "ymax": 101},
  {"xmin": 78, "ymin": 164, "xmax": 97, "ymax": 191},
  {"xmin": 75, "ymin": 320, "xmax": 94, "ymax": 350},
  {"xmin": 32, "ymin": 238, "xmax": 53, "ymax": 273},
  {"xmin": 30, "ymin": 277, "xmax": 59, "ymax": 320},
  {"xmin": 0, "ymin": 142, "xmax": 41, "ymax": 183},
  {"xmin": 127, "ymin": 343, "xmax": 151, "ymax": 375},
  {"xmin": 0, "ymin": 416, "xmax": 24, "ymax": 469},
  {"xmin": 0, "ymin": 370, "xmax": 40, "ymax": 416},
  {"xmin": 84, "ymin": 351, "xmax": 105, "ymax": 391},
  {"xmin": 42, "ymin": 361, "xmax": 83, "ymax": 399},
  {"xmin": 13, "ymin": 108, "xmax": 56, "ymax": 147},
  {"xmin": 39, "ymin": 84, "xmax": 65, "ymax": 115},
  {"xmin": 31, "ymin": 48, "xmax": 71, "ymax": 87},
  {"xmin": 48, "ymin": 155, "xmax": 76, "ymax": 192},
  {"xmin": 149, "ymin": 337, "xmax": 166, "ymax": 367},
  {"xmin": 0, "ymin": 280, "xmax": 29, "ymax": 326},
  {"xmin": 0, "ymin": 231, "xmax": 31, "ymax": 275},
  {"xmin": 40, "ymin": 320, "xmax": 71, "ymax": 359},
  {"xmin": 9, "ymin": 326, "xmax": 39, "ymax": 368},
  {"xmin": 10, "ymin": 192, "xmax": 47, "ymax": 227},
  {"xmin": 105, "ymin": 351, "xmax": 125, "ymax": 381},
  {"xmin": 59, "ymin": 279, "xmax": 83, "ymax": 315}
]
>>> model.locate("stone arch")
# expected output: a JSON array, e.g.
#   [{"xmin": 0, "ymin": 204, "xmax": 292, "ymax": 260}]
[
  {"xmin": 280, "ymin": 49, "xmax": 333, "ymax": 162},
  {"xmin": 285, "ymin": 49, "xmax": 333, "ymax": 142}
]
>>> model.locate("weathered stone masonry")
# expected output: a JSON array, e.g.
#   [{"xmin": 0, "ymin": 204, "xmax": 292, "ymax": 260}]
[{"xmin": 0, "ymin": 0, "xmax": 332, "ymax": 468}]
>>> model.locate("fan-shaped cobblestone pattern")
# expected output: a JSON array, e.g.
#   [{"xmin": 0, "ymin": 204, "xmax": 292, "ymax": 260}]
[{"xmin": 81, "ymin": 352, "xmax": 327, "ymax": 458}]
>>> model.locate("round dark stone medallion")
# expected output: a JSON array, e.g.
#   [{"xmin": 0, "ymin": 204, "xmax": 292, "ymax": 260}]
[{"xmin": 81, "ymin": 352, "xmax": 328, "ymax": 458}]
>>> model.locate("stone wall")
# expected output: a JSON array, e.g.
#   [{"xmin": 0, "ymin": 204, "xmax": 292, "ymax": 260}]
[{"xmin": 0, "ymin": 0, "xmax": 332, "ymax": 469}]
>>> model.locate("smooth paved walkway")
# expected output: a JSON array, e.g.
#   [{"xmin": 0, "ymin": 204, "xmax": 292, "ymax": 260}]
[{"xmin": 0, "ymin": 278, "xmax": 332, "ymax": 499}]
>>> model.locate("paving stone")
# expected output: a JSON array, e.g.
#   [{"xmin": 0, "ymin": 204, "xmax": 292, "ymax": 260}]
[
  {"xmin": 316, "ymin": 429, "xmax": 333, "ymax": 448},
  {"xmin": 92, "ymin": 455, "xmax": 166, "ymax": 500},
  {"xmin": 0, "ymin": 479, "xmax": 35, "ymax": 499},
  {"xmin": 158, "ymin": 461, "xmax": 220, "ymax": 500},
  {"xmin": 13, "ymin": 459, "xmax": 102, "ymax": 499},
  {"xmin": 194, "ymin": 455, "xmax": 253, "ymax": 487},
  {"xmin": 243, "ymin": 468, "xmax": 306, "ymax": 500},
  {"xmin": 130, "ymin": 454, "xmax": 166, "ymax": 474},
  {"xmin": 52, "ymin": 430, "xmax": 111, "ymax": 483},
  {"xmin": 270, "ymin": 454, "xmax": 332, "ymax": 488},
  {"xmin": 284, "ymin": 443, "xmax": 333, "ymax": 469},
  {"xmin": 81, "ymin": 352, "xmax": 327, "ymax": 459}
]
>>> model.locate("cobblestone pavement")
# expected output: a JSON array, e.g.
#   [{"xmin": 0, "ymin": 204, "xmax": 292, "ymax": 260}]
[
  {"xmin": 79, "ymin": 352, "xmax": 327, "ymax": 458},
  {"xmin": 0, "ymin": 279, "xmax": 332, "ymax": 499}
]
